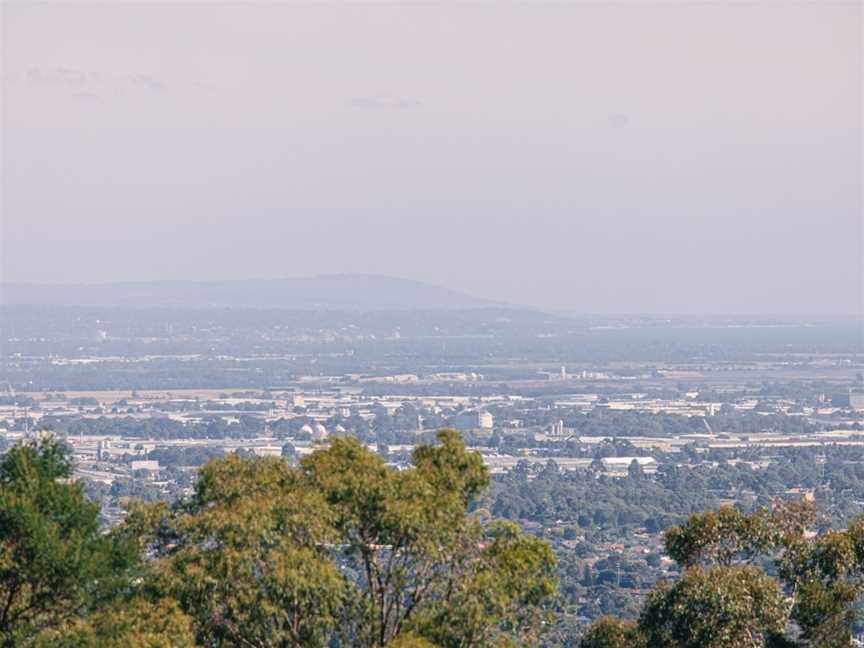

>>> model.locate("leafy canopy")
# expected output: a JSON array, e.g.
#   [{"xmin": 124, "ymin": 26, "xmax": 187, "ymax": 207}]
[
  {"xmin": 0, "ymin": 436, "xmax": 139, "ymax": 646},
  {"xmin": 581, "ymin": 499, "xmax": 864, "ymax": 648},
  {"xmin": 125, "ymin": 429, "xmax": 558, "ymax": 647}
]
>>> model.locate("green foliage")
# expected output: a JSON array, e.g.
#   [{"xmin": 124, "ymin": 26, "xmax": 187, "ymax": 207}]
[
  {"xmin": 386, "ymin": 633, "xmax": 440, "ymax": 648},
  {"xmin": 664, "ymin": 500, "xmax": 814, "ymax": 568},
  {"xmin": 19, "ymin": 430, "xmax": 864, "ymax": 647},
  {"xmin": 124, "ymin": 429, "xmax": 556, "ymax": 647},
  {"xmin": 139, "ymin": 453, "xmax": 349, "ymax": 647},
  {"xmin": 33, "ymin": 597, "xmax": 196, "ymax": 647},
  {"xmin": 581, "ymin": 499, "xmax": 864, "ymax": 648},
  {"xmin": 639, "ymin": 566, "xmax": 787, "ymax": 648},
  {"xmin": 578, "ymin": 617, "xmax": 643, "ymax": 648},
  {"xmin": 0, "ymin": 436, "xmax": 137, "ymax": 646},
  {"xmin": 294, "ymin": 429, "xmax": 502, "ymax": 645},
  {"xmin": 411, "ymin": 520, "xmax": 557, "ymax": 647}
]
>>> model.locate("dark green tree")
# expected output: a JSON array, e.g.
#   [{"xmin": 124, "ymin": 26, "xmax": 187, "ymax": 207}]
[{"xmin": 0, "ymin": 436, "xmax": 137, "ymax": 646}]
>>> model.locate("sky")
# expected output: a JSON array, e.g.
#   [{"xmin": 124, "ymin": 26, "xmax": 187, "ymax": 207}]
[{"xmin": 1, "ymin": 1, "xmax": 861, "ymax": 316}]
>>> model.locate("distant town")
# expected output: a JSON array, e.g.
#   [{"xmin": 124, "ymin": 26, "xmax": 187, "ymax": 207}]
[
  {"xmin": 2, "ymin": 299, "xmax": 863, "ymax": 638},
  {"xmin": 5, "ymin": 374, "xmax": 864, "ymax": 496}
]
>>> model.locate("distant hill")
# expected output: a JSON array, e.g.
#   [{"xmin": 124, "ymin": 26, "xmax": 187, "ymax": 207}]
[{"xmin": 0, "ymin": 274, "xmax": 505, "ymax": 311}]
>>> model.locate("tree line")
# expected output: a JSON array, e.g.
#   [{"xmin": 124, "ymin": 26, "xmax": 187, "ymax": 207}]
[
  {"xmin": 7, "ymin": 432, "xmax": 864, "ymax": 646},
  {"xmin": 0, "ymin": 431, "xmax": 555, "ymax": 647}
]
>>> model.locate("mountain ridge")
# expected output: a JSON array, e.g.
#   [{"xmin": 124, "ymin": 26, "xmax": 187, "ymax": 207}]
[{"xmin": 0, "ymin": 274, "xmax": 509, "ymax": 311}]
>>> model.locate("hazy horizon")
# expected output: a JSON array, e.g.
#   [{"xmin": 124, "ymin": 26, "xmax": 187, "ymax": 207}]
[{"xmin": 2, "ymin": 2, "xmax": 862, "ymax": 316}]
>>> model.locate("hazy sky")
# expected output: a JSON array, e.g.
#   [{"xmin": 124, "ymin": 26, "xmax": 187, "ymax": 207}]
[{"xmin": 1, "ymin": 1, "xmax": 861, "ymax": 315}]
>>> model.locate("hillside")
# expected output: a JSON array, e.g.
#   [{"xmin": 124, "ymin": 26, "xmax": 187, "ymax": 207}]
[{"xmin": 0, "ymin": 274, "xmax": 504, "ymax": 311}]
